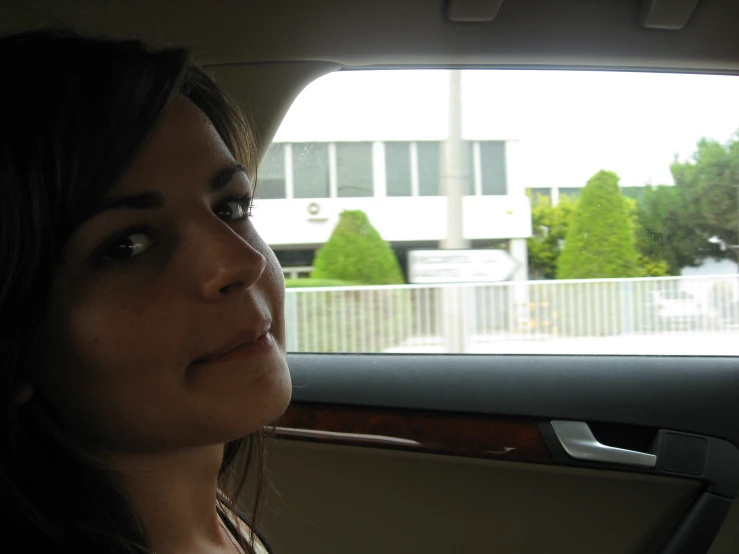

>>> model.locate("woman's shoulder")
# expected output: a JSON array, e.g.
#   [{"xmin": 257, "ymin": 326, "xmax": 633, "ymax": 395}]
[{"xmin": 227, "ymin": 508, "xmax": 273, "ymax": 554}]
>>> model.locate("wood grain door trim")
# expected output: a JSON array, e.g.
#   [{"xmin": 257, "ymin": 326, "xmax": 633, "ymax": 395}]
[{"xmin": 275, "ymin": 402, "xmax": 553, "ymax": 464}]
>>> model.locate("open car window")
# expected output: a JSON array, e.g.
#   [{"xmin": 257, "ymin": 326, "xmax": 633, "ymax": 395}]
[{"xmin": 253, "ymin": 69, "xmax": 739, "ymax": 357}]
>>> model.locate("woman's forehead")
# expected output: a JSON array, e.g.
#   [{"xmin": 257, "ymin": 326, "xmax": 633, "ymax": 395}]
[{"xmin": 109, "ymin": 98, "xmax": 233, "ymax": 196}]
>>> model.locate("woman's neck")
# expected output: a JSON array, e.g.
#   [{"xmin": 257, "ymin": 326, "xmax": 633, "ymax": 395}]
[{"xmin": 98, "ymin": 444, "xmax": 236, "ymax": 554}]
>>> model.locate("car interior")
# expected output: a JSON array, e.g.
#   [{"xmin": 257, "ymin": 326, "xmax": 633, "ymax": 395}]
[{"xmin": 2, "ymin": 1, "xmax": 738, "ymax": 553}]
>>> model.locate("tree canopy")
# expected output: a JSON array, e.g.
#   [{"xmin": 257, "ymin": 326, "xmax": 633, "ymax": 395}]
[
  {"xmin": 637, "ymin": 132, "xmax": 739, "ymax": 273},
  {"xmin": 527, "ymin": 193, "xmax": 576, "ymax": 280},
  {"xmin": 634, "ymin": 184, "xmax": 707, "ymax": 274},
  {"xmin": 557, "ymin": 170, "xmax": 641, "ymax": 279}
]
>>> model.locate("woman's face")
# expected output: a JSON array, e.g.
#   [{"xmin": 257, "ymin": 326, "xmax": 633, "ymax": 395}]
[{"xmin": 30, "ymin": 98, "xmax": 291, "ymax": 453}]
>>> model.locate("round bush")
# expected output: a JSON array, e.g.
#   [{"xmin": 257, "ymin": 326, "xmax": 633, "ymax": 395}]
[
  {"xmin": 311, "ymin": 210, "xmax": 405, "ymax": 285},
  {"xmin": 557, "ymin": 170, "xmax": 640, "ymax": 280}
]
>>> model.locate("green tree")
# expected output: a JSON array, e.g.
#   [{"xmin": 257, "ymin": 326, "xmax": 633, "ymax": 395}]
[
  {"xmin": 557, "ymin": 170, "xmax": 640, "ymax": 279},
  {"xmin": 635, "ymin": 132, "xmax": 739, "ymax": 273},
  {"xmin": 636, "ymin": 253, "xmax": 670, "ymax": 277},
  {"xmin": 623, "ymin": 197, "xmax": 671, "ymax": 277},
  {"xmin": 669, "ymin": 133, "xmax": 739, "ymax": 263},
  {"xmin": 634, "ymin": 185, "xmax": 706, "ymax": 275},
  {"xmin": 312, "ymin": 209, "xmax": 405, "ymax": 284},
  {"xmin": 527, "ymin": 193, "xmax": 576, "ymax": 279}
]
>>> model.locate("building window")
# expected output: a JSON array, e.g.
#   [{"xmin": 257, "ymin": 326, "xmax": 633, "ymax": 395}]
[
  {"xmin": 292, "ymin": 142, "xmax": 330, "ymax": 198},
  {"xmin": 559, "ymin": 187, "xmax": 581, "ymax": 199},
  {"xmin": 417, "ymin": 141, "xmax": 440, "ymax": 196},
  {"xmin": 385, "ymin": 142, "xmax": 412, "ymax": 197},
  {"xmin": 257, "ymin": 143, "xmax": 286, "ymax": 199},
  {"xmin": 528, "ymin": 187, "xmax": 552, "ymax": 204},
  {"xmin": 336, "ymin": 142, "xmax": 373, "ymax": 197},
  {"xmin": 282, "ymin": 266, "xmax": 314, "ymax": 280},
  {"xmin": 480, "ymin": 141, "xmax": 507, "ymax": 195}
]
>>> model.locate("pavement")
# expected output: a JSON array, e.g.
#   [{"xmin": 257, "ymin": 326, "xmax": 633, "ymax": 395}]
[{"xmin": 384, "ymin": 330, "xmax": 739, "ymax": 356}]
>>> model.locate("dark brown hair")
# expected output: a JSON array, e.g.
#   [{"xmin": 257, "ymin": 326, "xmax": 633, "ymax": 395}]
[{"xmin": 0, "ymin": 29, "xmax": 266, "ymax": 553}]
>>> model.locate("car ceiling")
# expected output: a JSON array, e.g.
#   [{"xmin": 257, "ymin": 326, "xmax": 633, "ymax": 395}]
[
  {"xmin": 3, "ymin": 0, "xmax": 739, "ymax": 71},
  {"xmin": 3, "ymin": 0, "xmax": 737, "ymax": 155}
]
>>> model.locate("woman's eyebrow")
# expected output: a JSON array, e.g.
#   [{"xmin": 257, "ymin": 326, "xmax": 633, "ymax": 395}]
[
  {"xmin": 84, "ymin": 191, "xmax": 165, "ymax": 222},
  {"xmin": 82, "ymin": 163, "xmax": 248, "ymax": 222}
]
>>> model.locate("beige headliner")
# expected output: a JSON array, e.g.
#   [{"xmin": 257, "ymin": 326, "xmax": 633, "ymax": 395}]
[{"xmin": 3, "ymin": 0, "xmax": 738, "ymax": 150}]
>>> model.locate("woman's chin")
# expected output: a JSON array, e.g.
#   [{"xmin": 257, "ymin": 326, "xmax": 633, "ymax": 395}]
[{"xmin": 224, "ymin": 359, "xmax": 292, "ymax": 439}]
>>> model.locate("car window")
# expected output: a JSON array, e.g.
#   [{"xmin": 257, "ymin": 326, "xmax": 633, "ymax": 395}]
[{"xmin": 255, "ymin": 70, "xmax": 739, "ymax": 356}]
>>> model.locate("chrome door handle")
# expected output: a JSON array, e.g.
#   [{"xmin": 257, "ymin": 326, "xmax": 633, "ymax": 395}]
[{"xmin": 551, "ymin": 420, "xmax": 657, "ymax": 468}]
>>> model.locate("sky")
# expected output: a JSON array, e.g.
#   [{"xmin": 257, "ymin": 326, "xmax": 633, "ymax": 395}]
[{"xmin": 274, "ymin": 69, "xmax": 739, "ymax": 189}]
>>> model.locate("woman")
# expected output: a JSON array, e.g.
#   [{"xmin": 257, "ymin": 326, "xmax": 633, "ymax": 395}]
[{"xmin": 0, "ymin": 29, "xmax": 292, "ymax": 553}]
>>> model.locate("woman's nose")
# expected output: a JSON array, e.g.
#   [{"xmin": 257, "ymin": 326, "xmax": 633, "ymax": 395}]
[{"xmin": 188, "ymin": 220, "xmax": 267, "ymax": 301}]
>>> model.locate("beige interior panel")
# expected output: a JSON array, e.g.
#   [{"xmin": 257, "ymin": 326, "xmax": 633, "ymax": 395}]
[
  {"xmin": 3, "ymin": 1, "xmax": 739, "ymax": 71},
  {"xmin": 255, "ymin": 440, "xmax": 704, "ymax": 554},
  {"xmin": 207, "ymin": 62, "xmax": 340, "ymax": 155}
]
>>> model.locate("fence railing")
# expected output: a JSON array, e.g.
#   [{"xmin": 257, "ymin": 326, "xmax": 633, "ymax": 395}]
[{"xmin": 284, "ymin": 274, "xmax": 739, "ymax": 354}]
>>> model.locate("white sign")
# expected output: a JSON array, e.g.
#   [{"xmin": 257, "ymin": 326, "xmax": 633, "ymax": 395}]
[{"xmin": 408, "ymin": 249, "xmax": 519, "ymax": 284}]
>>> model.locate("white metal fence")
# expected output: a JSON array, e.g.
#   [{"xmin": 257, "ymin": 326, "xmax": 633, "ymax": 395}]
[{"xmin": 284, "ymin": 274, "xmax": 739, "ymax": 355}]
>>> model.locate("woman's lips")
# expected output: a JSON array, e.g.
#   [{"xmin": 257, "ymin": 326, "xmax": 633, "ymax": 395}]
[
  {"xmin": 202, "ymin": 332, "xmax": 274, "ymax": 364},
  {"xmin": 193, "ymin": 326, "xmax": 274, "ymax": 365}
]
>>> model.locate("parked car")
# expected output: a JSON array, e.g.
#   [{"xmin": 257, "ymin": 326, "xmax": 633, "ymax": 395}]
[{"xmin": 647, "ymin": 290, "xmax": 710, "ymax": 328}]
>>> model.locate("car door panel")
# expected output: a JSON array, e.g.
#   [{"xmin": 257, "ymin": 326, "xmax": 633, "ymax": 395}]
[
  {"xmin": 247, "ymin": 354, "xmax": 739, "ymax": 554},
  {"xmin": 262, "ymin": 441, "xmax": 702, "ymax": 554}
]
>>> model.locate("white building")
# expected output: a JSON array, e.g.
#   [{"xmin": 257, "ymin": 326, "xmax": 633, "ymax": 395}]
[{"xmin": 255, "ymin": 138, "xmax": 532, "ymax": 279}]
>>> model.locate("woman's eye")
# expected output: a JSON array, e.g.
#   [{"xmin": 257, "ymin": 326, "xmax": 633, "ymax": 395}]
[
  {"xmin": 215, "ymin": 197, "xmax": 251, "ymax": 222},
  {"xmin": 100, "ymin": 232, "xmax": 155, "ymax": 263}
]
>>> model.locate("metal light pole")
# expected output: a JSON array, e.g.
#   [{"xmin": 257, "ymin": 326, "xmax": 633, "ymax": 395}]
[
  {"xmin": 440, "ymin": 69, "xmax": 470, "ymax": 352},
  {"xmin": 441, "ymin": 69, "xmax": 469, "ymax": 251}
]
